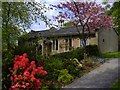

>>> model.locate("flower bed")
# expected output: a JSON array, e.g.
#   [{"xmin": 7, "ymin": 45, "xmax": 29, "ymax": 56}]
[{"xmin": 8, "ymin": 53, "xmax": 47, "ymax": 89}]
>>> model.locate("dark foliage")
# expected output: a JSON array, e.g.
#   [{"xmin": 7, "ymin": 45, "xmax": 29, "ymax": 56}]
[
  {"xmin": 51, "ymin": 47, "xmax": 84, "ymax": 61},
  {"xmin": 86, "ymin": 45, "xmax": 100, "ymax": 56}
]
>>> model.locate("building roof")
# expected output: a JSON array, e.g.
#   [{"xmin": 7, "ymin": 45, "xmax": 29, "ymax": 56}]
[{"xmin": 29, "ymin": 26, "xmax": 95, "ymax": 38}]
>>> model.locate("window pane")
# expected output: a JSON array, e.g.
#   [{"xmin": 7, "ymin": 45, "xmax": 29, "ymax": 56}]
[
  {"xmin": 69, "ymin": 38, "xmax": 72, "ymax": 50},
  {"xmin": 80, "ymin": 39, "xmax": 83, "ymax": 47},
  {"xmin": 86, "ymin": 38, "xmax": 88, "ymax": 45},
  {"xmin": 65, "ymin": 39, "xmax": 68, "ymax": 50},
  {"xmin": 80, "ymin": 38, "xmax": 88, "ymax": 47},
  {"xmin": 56, "ymin": 39, "xmax": 58, "ymax": 50},
  {"xmin": 53, "ymin": 40, "xmax": 55, "ymax": 50}
]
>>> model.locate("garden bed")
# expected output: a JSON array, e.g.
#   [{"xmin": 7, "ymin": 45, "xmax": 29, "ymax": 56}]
[
  {"xmin": 40, "ymin": 56, "xmax": 102, "ymax": 89},
  {"xmin": 3, "ymin": 45, "xmax": 103, "ymax": 89}
]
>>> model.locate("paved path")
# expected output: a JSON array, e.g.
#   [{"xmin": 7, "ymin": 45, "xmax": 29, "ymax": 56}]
[{"xmin": 62, "ymin": 58, "xmax": 120, "ymax": 89}]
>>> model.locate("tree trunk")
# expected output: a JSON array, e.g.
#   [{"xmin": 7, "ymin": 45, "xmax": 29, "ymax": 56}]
[
  {"xmin": 73, "ymin": 1, "xmax": 88, "ymax": 59},
  {"xmin": 82, "ymin": 26, "xmax": 87, "ymax": 59},
  {"xmin": 83, "ymin": 38, "xmax": 87, "ymax": 59},
  {"xmin": 6, "ymin": 3, "xmax": 11, "ymax": 51}
]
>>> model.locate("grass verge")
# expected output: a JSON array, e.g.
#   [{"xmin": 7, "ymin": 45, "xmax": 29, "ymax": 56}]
[
  {"xmin": 111, "ymin": 78, "xmax": 120, "ymax": 89},
  {"xmin": 101, "ymin": 52, "xmax": 120, "ymax": 58}
]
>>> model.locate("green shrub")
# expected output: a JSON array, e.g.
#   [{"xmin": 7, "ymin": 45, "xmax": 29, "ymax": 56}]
[
  {"xmin": 51, "ymin": 47, "xmax": 83, "ymax": 61},
  {"xmin": 58, "ymin": 69, "xmax": 73, "ymax": 85},
  {"xmin": 14, "ymin": 45, "xmax": 40, "ymax": 61},
  {"xmin": 86, "ymin": 45, "xmax": 100, "ymax": 56},
  {"xmin": 2, "ymin": 50, "xmax": 14, "ymax": 90},
  {"xmin": 49, "ymin": 83, "xmax": 61, "ymax": 90},
  {"xmin": 71, "ymin": 48, "xmax": 84, "ymax": 60},
  {"xmin": 62, "ymin": 58, "xmax": 82, "ymax": 78},
  {"xmin": 41, "ymin": 84, "xmax": 49, "ymax": 90},
  {"xmin": 43, "ymin": 57, "xmax": 63, "ymax": 80},
  {"xmin": 41, "ymin": 80, "xmax": 61, "ymax": 90}
]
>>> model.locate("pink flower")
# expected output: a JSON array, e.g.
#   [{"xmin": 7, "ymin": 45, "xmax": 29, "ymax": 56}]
[
  {"xmin": 15, "ymin": 82, "xmax": 21, "ymax": 88},
  {"xmin": 30, "ymin": 61, "xmax": 35, "ymax": 65},
  {"xmin": 21, "ymin": 85, "xmax": 26, "ymax": 88},
  {"xmin": 42, "ymin": 71, "xmax": 48, "ymax": 76},
  {"xmin": 18, "ymin": 75, "xmax": 23, "ymax": 80},
  {"xmin": 25, "ymin": 83, "xmax": 29, "ymax": 86},
  {"xmin": 8, "ymin": 67, "xmax": 11, "ymax": 70},
  {"xmin": 24, "ymin": 58, "xmax": 29, "ymax": 63},
  {"xmin": 22, "ymin": 81, "xmax": 25, "ymax": 84},
  {"xmin": 13, "ymin": 65, "xmax": 18, "ymax": 70},
  {"xmin": 24, "ymin": 71, "xmax": 30, "ymax": 77},
  {"xmin": 38, "ymin": 66, "xmax": 43, "ymax": 70},
  {"xmin": 10, "ymin": 76, "xmax": 13, "ymax": 80},
  {"xmin": 36, "ymin": 79, "xmax": 42, "ymax": 88},
  {"xmin": 11, "ymin": 86, "xmax": 15, "ymax": 89},
  {"xmin": 30, "ymin": 61, "xmax": 36, "ymax": 68},
  {"xmin": 31, "ymin": 71, "xmax": 35, "ymax": 75},
  {"xmin": 34, "ymin": 69, "xmax": 39, "ymax": 74},
  {"xmin": 31, "ymin": 75, "xmax": 36, "ymax": 81},
  {"xmin": 23, "ymin": 53, "xmax": 27, "ymax": 57}
]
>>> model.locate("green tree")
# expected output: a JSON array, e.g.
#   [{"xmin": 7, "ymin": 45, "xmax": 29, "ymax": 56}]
[
  {"xmin": 102, "ymin": 1, "xmax": 120, "ymax": 50},
  {"xmin": 104, "ymin": 1, "xmax": 120, "ymax": 50},
  {"xmin": 109, "ymin": 2, "xmax": 120, "ymax": 34},
  {"xmin": 2, "ymin": 2, "xmax": 48, "ymax": 51},
  {"xmin": 2, "ymin": 2, "xmax": 50, "ymax": 89},
  {"xmin": 102, "ymin": 1, "xmax": 120, "ymax": 34},
  {"xmin": 109, "ymin": 2, "xmax": 120, "ymax": 51}
]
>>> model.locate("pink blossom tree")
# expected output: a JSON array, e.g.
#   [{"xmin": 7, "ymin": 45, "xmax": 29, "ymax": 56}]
[{"xmin": 54, "ymin": 1, "xmax": 113, "ymax": 58}]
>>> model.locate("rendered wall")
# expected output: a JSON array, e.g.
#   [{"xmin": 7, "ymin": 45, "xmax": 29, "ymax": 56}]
[{"xmin": 98, "ymin": 29, "xmax": 118, "ymax": 53}]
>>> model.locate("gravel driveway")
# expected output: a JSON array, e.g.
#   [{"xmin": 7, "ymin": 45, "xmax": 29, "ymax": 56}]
[{"xmin": 62, "ymin": 58, "xmax": 120, "ymax": 89}]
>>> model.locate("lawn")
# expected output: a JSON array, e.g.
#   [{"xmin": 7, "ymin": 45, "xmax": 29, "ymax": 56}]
[
  {"xmin": 101, "ymin": 52, "xmax": 120, "ymax": 58},
  {"xmin": 111, "ymin": 78, "xmax": 120, "ymax": 89}
]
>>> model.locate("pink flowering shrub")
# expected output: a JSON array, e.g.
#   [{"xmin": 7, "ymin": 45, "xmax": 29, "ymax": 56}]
[{"xmin": 8, "ymin": 53, "xmax": 47, "ymax": 90}]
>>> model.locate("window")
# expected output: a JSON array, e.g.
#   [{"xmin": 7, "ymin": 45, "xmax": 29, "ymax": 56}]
[
  {"xmin": 86, "ymin": 38, "xmax": 88, "ymax": 45},
  {"xmin": 65, "ymin": 39, "xmax": 68, "ymax": 51},
  {"xmin": 80, "ymin": 39, "xmax": 84, "ymax": 47},
  {"xmin": 56, "ymin": 39, "xmax": 58, "ymax": 50},
  {"xmin": 103, "ymin": 39, "xmax": 104, "ymax": 42},
  {"xmin": 80, "ymin": 38, "xmax": 88, "ymax": 47},
  {"xmin": 53, "ymin": 39, "xmax": 58, "ymax": 50},
  {"xmin": 69, "ymin": 38, "xmax": 72, "ymax": 50},
  {"xmin": 53, "ymin": 40, "xmax": 55, "ymax": 50}
]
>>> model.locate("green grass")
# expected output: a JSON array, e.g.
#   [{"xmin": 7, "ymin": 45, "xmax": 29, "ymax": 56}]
[
  {"xmin": 101, "ymin": 52, "xmax": 120, "ymax": 58},
  {"xmin": 111, "ymin": 78, "xmax": 120, "ymax": 89}
]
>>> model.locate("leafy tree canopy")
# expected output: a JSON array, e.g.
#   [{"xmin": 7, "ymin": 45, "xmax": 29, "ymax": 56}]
[
  {"xmin": 109, "ymin": 2, "xmax": 120, "ymax": 35},
  {"xmin": 2, "ymin": 2, "xmax": 48, "ymax": 50}
]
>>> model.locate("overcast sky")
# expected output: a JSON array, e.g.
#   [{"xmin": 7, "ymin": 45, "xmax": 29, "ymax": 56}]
[{"xmin": 30, "ymin": 0, "xmax": 113, "ymax": 31}]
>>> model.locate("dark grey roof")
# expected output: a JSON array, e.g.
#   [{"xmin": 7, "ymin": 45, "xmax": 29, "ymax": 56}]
[{"xmin": 29, "ymin": 26, "xmax": 95, "ymax": 38}]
